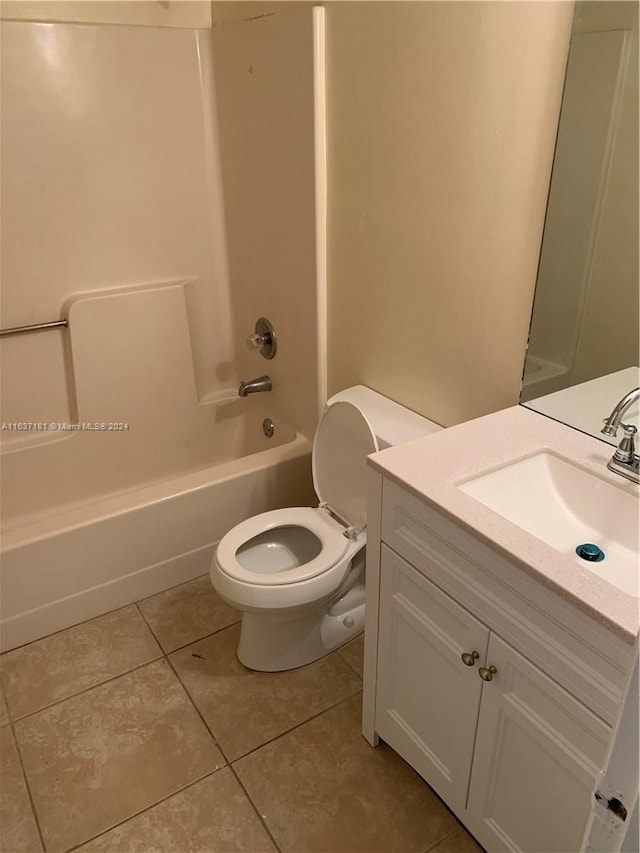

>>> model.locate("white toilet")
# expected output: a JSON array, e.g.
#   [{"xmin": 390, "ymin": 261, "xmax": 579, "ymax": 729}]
[{"xmin": 210, "ymin": 385, "xmax": 441, "ymax": 671}]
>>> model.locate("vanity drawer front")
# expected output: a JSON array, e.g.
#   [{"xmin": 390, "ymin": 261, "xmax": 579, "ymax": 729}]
[{"xmin": 380, "ymin": 477, "xmax": 632, "ymax": 724}]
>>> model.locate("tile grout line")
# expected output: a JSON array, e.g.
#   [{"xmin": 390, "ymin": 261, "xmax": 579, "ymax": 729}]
[
  {"xmin": 341, "ymin": 657, "xmax": 363, "ymax": 679},
  {"xmin": 152, "ymin": 633, "xmax": 221, "ymax": 752},
  {"xmin": 159, "ymin": 618, "xmax": 361, "ymax": 767},
  {"xmin": 224, "ymin": 691, "xmax": 367, "ymax": 853},
  {"xmin": 57, "ymin": 600, "xmax": 244, "ymax": 851},
  {"xmin": 7, "ymin": 719, "xmax": 48, "ymax": 853},
  {"xmin": 4, "ymin": 586, "xmax": 364, "ymax": 853},
  {"xmin": 227, "ymin": 762, "xmax": 283, "ymax": 853},
  {"xmin": 3, "ymin": 633, "xmax": 359, "ymax": 730},
  {"xmin": 64, "ymin": 767, "xmax": 227, "ymax": 852},
  {"xmin": 136, "ymin": 604, "xmax": 234, "ymax": 770},
  {"xmin": 422, "ymin": 827, "xmax": 460, "ymax": 853},
  {"xmin": 166, "ymin": 640, "xmax": 362, "ymax": 768},
  {"xmin": 231, "ymin": 688, "xmax": 363, "ymax": 765},
  {"xmin": 161, "ymin": 632, "xmax": 353, "ymax": 853},
  {"xmin": 155, "ymin": 618, "xmax": 243, "ymax": 656},
  {"xmin": 57, "ymin": 602, "xmax": 235, "ymax": 852},
  {"xmin": 1, "ymin": 608, "xmax": 239, "ymax": 725},
  {"xmin": 133, "ymin": 597, "xmax": 244, "ymax": 656},
  {"xmin": 162, "ymin": 651, "xmax": 281, "ymax": 853},
  {"xmin": 134, "ymin": 601, "xmax": 166, "ymax": 652},
  {"xmin": 4, "ymin": 655, "xmax": 165, "ymax": 724},
  {"xmin": 335, "ymin": 632, "xmax": 365, "ymax": 680},
  {"xmin": 0, "ymin": 592, "xmax": 203, "ymax": 852},
  {"xmin": 0, "ymin": 601, "xmax": 168, "ymax": 722}
]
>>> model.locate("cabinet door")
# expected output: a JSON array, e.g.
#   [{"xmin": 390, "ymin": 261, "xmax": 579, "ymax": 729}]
[
  {"xmin": 466, "ymin": 633, "xmax": 611, "ymax": 853},
  {"xmin": 375, "ymin": 545, "xmax": 489, "ymax": 814}
]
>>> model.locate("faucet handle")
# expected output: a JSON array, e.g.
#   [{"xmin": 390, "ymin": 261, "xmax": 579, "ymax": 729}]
[
  {"xmin": 246, "ymin": 318, "xmax": 277, "ymax": 360},
  {"xmin": 247, "ymin": 333, "xmax": 268, "ymax": 351},
  {"xmin": 613, "ymin": 423, "xmax": 637, "ymax": 463}
]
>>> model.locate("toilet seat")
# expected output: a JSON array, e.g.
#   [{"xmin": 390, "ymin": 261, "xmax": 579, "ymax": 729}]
[
  {"xmin": 215, "ymin": 506, "xmax": 351, "ymax": 586},
  {"xmin": 212, "ymin": 398, "xmax": 378, "ymax": 619},
  {"xmin": 216, "ymin": 399, "xmax": 379, "ymax": 591}
]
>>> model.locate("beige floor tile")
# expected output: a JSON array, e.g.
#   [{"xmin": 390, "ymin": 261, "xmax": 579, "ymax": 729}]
[
  {"xmin": 138, "ymin": 575, "xmax": 240, "ymax": 653},
  {"xmin": 338, "ymin": 632, "xmax": 365, "ymax": 678},
  {"xmin": 76, "ymin": 768, "xmax": 276, "ymax": 852},
  {"xmin": 427, "ymin": 825, "xmax": 485, "ymax": 853},
  {"xmin": 234, "ymin": 693, "xmax": 459, "ymax": 853},
  {"xmin": 171, "ymin": 624, "xmax": 362, "ymax": 761},
  {"xmin": 14, "ymin": 659, "xmax": 224, "ymax": 851},
  {"xmin": 0, "ymin": 725, "xmax": 42, "ymax": 853},
  {"xmin": 0, "ymin": 605, "xmax": 162, "ymax": 719}
]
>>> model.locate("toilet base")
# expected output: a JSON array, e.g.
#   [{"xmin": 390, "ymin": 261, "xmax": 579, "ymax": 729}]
[{"xmin": 236, "ymin": 586, "xmax": 365, "ymax": 672}]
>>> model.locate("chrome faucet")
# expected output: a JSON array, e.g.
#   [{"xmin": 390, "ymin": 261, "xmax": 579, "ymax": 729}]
[
  {"xmin": 601, "ymin": 387, "xmax": 640, "ymax": 435},
  {"xmin": 601, "ymin": 387, "xmax": 639, "ymax": 485},
  {"xmin": 238, "ymin": 375, "xmax": 272, "ymax": 397}
]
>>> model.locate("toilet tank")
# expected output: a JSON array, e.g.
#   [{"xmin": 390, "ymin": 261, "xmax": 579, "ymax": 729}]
[{"xmin": 326, "ymin": 385, "xmax": 442, "ymax": 449}]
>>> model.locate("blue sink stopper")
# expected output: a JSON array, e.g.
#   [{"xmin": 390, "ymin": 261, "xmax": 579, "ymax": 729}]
[{"xmin": 575, "ymin": 543, "xmax": 605, "ymax": 562}]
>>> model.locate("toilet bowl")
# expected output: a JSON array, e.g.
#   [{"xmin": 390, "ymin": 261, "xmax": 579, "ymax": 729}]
[{"xmin": 210, "ymin": 385, "xmax": 441, "ymax": 672}]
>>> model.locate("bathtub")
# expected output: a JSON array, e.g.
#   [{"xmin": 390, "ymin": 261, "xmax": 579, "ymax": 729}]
[{"xmin": 0, "ymin": 405, "xmax": 314, "ymax": 652}]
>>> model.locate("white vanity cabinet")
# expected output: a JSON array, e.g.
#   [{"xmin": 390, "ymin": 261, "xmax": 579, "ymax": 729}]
[
  {"xmin": 375, "ymin": 546, "xmax": 489, "ymax": 816},
  {"xmin": 363, "ymin": 472, "xmax": 635, "ymax": 853},
  {"xmin": 466, "ymin": 631, "xmax": 608, "ymax": 853}
]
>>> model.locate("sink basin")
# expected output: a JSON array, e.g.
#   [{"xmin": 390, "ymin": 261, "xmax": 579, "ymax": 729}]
[{"xmin": 458, "ymin": 452, "xmax": 639, "ymax": 597}]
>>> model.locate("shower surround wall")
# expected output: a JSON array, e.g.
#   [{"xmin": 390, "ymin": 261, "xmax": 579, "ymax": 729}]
[
  {"xmin": 0, "ymin": 11, "xmax": 325, "ymax": 650},
  {"xmin": 1, "ymin": 21, "xmax": 236, "ymax": 503},
  {"xmin": 0, "ymin": 0, "xmax": 212, "ymax": 28},
  {"xmin": 212, "ymin": 8, "xmax": 327, "ymax": 439}
]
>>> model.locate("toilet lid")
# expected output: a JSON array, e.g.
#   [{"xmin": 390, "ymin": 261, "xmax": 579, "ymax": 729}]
[{"xmin": 312, "ymin": 401, "xmax": 379, "ymax": 533}]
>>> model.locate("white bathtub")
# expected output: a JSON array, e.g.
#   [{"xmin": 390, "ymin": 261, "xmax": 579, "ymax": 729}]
[{"xmin": 0, "ymin": 410, "xmax": 314, "ymax": 652}]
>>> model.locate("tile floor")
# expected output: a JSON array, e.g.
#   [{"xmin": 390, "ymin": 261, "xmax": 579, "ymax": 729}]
[{"xmin": 0, "ymin": 576, "xmax": 483, "ymax": 853}]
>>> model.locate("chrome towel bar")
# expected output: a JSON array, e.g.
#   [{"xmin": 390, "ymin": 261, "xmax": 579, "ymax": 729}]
[{"xmin": 0, "ymin": 319, "xmax": 68, "ymax": 338}]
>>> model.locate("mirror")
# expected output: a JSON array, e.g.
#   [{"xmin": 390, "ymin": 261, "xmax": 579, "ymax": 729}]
[{"xmin": 521, "ymin": 0, "xmax": 639, "ymax": 446}]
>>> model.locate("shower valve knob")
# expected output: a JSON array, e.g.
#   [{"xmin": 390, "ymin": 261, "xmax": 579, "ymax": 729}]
[
  {"xmin": 246, "ymin": 317, "xmax": 277, "ymax": 360},
  {"xmin": 247, "ymin": 333, "xmax": 267, "ymax": 351}
]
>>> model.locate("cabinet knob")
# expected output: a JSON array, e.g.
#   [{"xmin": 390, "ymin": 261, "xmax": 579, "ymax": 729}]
[
  {"xmin": 461, "ymin": 650, "xmax": 480, "ymax": 667},
  {"xmin": 478, "ymin": 665, "xmax": 498, "ymax": 682}
]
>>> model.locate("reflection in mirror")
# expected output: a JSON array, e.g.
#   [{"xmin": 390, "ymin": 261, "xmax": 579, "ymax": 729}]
[{"xmin": 521, "ymin": 1, "xmax": 639, "ymax": 446}]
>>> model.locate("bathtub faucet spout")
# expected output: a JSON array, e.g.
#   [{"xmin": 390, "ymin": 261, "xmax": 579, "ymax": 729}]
[{"xmin": 238, "ymin": 375, "xmax": 272, "ymax": 397}]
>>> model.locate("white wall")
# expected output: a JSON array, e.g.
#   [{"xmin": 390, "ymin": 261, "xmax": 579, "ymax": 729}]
[
  {"xmin": 326, "ymin": 1, "xmax": 573, "ymax": 426},
  {"xmin": 211, "ymin": 1, "xmax": 574, "ymax": 427}
]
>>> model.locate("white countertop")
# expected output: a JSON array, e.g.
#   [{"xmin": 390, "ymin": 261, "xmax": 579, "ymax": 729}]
[{"xmin": 368, "ymin": 405, "xmax": 639, "ymax": 641}]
